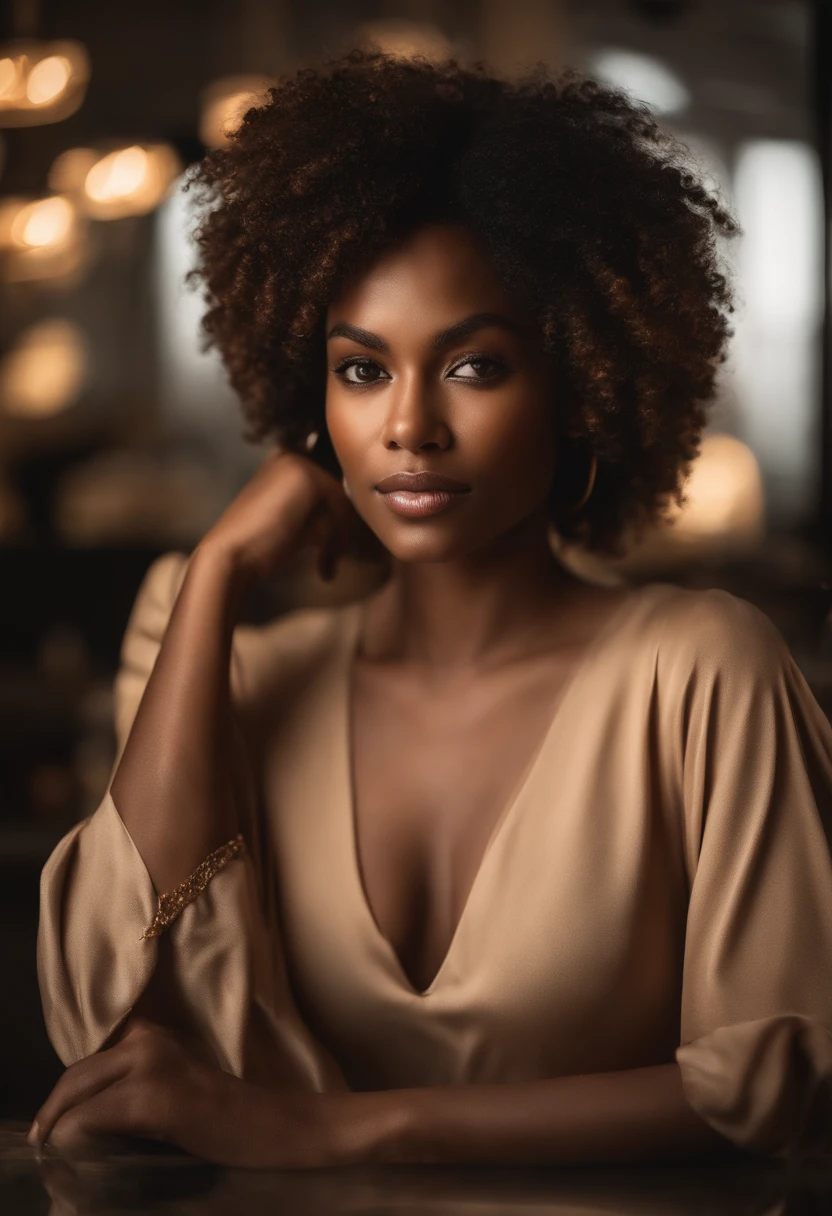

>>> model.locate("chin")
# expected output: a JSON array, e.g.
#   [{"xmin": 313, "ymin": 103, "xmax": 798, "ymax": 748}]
[{"xmin": 371, "ymin": 522, "xmax": 495, "ymax": 565}]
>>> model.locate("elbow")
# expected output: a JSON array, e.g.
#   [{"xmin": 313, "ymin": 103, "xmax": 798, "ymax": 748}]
[{"xmin": 676, "ymin": 1015, "xmax": 832, "ymax": 1163}]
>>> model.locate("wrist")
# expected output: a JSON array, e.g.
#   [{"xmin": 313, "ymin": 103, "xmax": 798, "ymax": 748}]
[
  {"xmin": 188, "ymin": 537, "xmax": 265, "ymax": 623},
  {"xmin": 324, "ymin": 1088, "xmax": 421, "ymax": 1166},
  {"xmin": 192, "ymin": 533, "xmax": 251, "ymax": 586}
]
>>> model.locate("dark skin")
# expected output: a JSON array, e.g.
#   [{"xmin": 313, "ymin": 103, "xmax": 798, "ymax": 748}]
[
  {"xmin": 328, "ymin": 223, "xmax": 635, "ymax": 995},
  {"xmin": 29, "ymin": 224, "xmax": 739, "ymax": 1167}
]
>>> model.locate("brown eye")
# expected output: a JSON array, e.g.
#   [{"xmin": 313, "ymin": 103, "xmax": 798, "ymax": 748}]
[
  {"xmin": 338, "ymin": 360, "xmax": 387, "ymax": 384},
  {"xmin": 448, "ymin": 356, "xmax": 507, "ymax": 382}
]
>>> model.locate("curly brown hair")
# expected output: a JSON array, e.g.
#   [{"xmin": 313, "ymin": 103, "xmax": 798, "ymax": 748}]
[{"xmin": 185, "ymin": 48, "xmax": 739, "ymax": 554}]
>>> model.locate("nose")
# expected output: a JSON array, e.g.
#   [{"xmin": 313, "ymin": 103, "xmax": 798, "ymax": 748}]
[{"xmin": 381, "ymin": 372, "xmax": 451, "ymax": 453}]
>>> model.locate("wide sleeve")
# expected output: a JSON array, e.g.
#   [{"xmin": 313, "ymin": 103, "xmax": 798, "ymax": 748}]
[
  {"xmin": 664, "ymin": 591, "xmax": 832, "ymax": 1161},
  {"xmin": 37, "ymin": 550, "xmax": 347, "ymax": 1093}
]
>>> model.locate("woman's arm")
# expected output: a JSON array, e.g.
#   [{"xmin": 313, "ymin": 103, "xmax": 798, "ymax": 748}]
[
  {"xmin": 108, "ymin": 542, "xmax": 244, "ymax": 895},
  {"xmin": 324, "ymin": 1062, "xmax": 738, "ymax": 1167},
  {"xmin": 108, "ymin": 450, "xmax": 355, "ymax": 897},
  {"xmin": 29, "ymin": 1039, "xmax": 738, "ymax": 1166},
  {"xmin": 36, "ymin": 451, "xmax": 360, "ymax": 1075}
]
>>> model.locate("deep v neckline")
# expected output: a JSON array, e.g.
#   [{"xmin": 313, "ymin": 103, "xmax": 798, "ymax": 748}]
[{"xmin": 338, "ymin": 588, "xmax": 642, "ymax": 1000}]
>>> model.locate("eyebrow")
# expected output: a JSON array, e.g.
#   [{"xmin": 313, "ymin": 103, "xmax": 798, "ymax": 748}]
[{"xmin": 326, "ymin": 312, "xmax": 525, "ymax": 353}]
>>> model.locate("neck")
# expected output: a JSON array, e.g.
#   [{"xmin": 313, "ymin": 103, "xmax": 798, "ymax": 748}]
[{"xmin": 360, "ymin": 507, "xmax": 586, "ymax": 669}]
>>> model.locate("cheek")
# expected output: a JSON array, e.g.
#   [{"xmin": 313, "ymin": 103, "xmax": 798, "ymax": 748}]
[
  {"xmin": 464, "ymin": 388, "xmax": 558, "ymax": 498},
  {"xmin": 324, "ymin": 389, "xmax": 365, "ymax": 468}
]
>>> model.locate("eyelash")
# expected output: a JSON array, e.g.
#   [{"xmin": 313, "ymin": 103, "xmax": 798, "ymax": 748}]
[{"xmin": 331, "ymin": 352, "xmax": 509, "ymax": 387}]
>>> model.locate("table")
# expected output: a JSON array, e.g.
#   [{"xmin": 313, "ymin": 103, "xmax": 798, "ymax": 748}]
[{"xmin": 3, "ymin": 1123, "xmax": 832, "ymax": 1215}]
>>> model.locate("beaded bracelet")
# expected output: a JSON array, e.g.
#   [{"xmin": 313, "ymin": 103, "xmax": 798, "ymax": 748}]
[{"xmin": 141, "ymin": 834, "xmax": 246, "ymax": 939}]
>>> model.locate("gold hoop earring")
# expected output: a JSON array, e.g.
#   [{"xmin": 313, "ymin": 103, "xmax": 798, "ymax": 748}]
[{"xmin": 569, "ymin": 451, "xmax": 597, "ymax": 513}]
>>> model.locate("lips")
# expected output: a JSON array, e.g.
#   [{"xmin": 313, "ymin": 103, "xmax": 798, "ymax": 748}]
[
  {"xmin": 375, "ymin": 471, "xmax": 471, "ymax": 493},
  {"xmin": 374, "ymin": 471, "xmax": 472, "ymax": 520}
]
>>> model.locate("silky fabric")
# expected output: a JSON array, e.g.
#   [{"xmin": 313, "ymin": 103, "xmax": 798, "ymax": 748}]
[{"xmin": 38, "ymin": 552, "xmax": 832, "ymax": 1160}]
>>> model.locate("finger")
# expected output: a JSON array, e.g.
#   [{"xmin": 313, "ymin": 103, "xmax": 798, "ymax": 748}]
[
  {"xmin": 48, "ymin": 1076, "xmax": 168, "ymax": 1158},
  {"xmin": 32, "ymin": 1046, "xmax": 130, "ymax": 1150}
]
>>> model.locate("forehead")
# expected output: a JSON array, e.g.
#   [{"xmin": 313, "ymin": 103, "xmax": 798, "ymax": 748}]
[{"xmin": 326, "ymin": 224, "xmax": 520, "ymax": 335}]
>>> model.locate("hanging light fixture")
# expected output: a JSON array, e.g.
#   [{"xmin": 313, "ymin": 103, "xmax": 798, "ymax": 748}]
[
  {"xmin": 0, "ymin": 193, "xmax": 87, "ymax": 281},
  {"xmin": 50, "ymin": 142, "xmax": 182, "ymax": 220},
  {"xmin": 0, "ymin": 39, "xmax": 89, "ymax": 126}
]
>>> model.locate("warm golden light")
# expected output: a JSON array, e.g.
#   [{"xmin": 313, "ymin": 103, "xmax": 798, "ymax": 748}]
[
  {"xmin": 0, "ymin": 40, "xmax": 89, "ymax": 125},
  {"xmin": 0, "ymin": 319, "xmax": 88, "ymax": 418},
  {"xmin": 199, "ymin": 75, "xmax": 275, "ymax": 148},
  {"xmin": 25, "ymin": 54, "xmax": 72, "ymax": 104},
  {"xmin": 78, "ymin": 143, "xmax": 181, "ymax": 219},
  {"xmin": 554, "ymin": 434, "xmax": 766, "ymax": 582},
  {"xmin": 669, "ymin": 433, "xmax": 765, "ymax": 544},
  {"xmin": 86, "ymin": 146, "xmax": 147, "ymax": 201},
  {"xmin": 10, "ymin": 195, "xmax": 74, "ymax": 248},
  {"xmin": 0, "ymin": 194, "xmax": 86, "ymax": 280},
  {"xmin": 47, "ymin": 146, "xmax": 98, "ymax": 193},
  {"xmin": 357, "ymin": 20, "xmax": 452, "ymax": 62},
  {"xmin": 0, "ymin": 56, "xmax": 21, "ymax": 100}
]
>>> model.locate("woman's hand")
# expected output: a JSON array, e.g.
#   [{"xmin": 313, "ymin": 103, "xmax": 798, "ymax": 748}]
[
  {"xmin": 199, "ymin": 448, "xmax": 378, "ymax": 589},
  {"xmin": 27, "ymin": 1018, "xmax": 340, "ymax": 1168}
]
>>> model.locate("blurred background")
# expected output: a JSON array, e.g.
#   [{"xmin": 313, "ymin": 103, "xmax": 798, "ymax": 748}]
[{"xmin": 1, "ymin": 0, "xmax": 830, "ymax": 1119}]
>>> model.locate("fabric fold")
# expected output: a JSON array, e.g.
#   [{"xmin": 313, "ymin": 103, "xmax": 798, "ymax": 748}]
[
  {"xmin": 676, "ymin": 1014, "xmax": 832, "ymax": 1160},
  {"xmin": 38, "ymin": 791, "xmax": 160, "ymax": 1064},
  {"xmin": 36, "ymin": 557, "xmax": 832, "ymax": 1156},
  {"xmin": 662, "ymin": 589, "xmax": 832, "ymax": 1160},
  {"xmin": 37, "ymin": 551, "xmax": 348, "ymax": 1093}
]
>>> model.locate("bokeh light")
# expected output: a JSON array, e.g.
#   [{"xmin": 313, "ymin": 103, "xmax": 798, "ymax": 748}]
[
  {"xmin": 0, "ymin": 319, "xmax": 88, "ymax": 418},
  {"xmin": 588, "ymin": 48, "xmax": 690, "ymax": 115},
  {"xmin": 356, "ymin": 20, "xmax": 453, "ymax": 62},
  {"xmin": 199, "ymin": 75, "xmax": 276, "ymax": 148},
  {"xmin": 556, "ymin": 434, "xmax": 765, "ymax": 582},
  {"xmin": 0, "ymin": 40, "xmax": 90, "ymax": 126},
  {"xmin": 668, "ymin": 433, "xmax": 765, "ymax": 547},
  {"xmin": 0, "ymin": 193, "xmax": 87, "ymax": 281},
  {"xmin": 81, "ymin": 144, "xmax": 181, "ymax": 219},
  {"xmin": 47, "ymin": 146, "xmax": 99, "ymax": 193},
  {"xmin": 9, "ymin": 195, "xmax": 74, "ymax": 248},
  {"xmin": 25, "ymin": 55, "xmax": 72, "ymax": 105}
]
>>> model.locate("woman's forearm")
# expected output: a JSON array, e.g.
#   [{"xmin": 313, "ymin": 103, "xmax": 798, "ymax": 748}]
[
  {"xmin": 323, "ymin": 1062, "xmax": 739, "ymax": 1168},
  {"xmin": 109, "ymin": 542, "xmax": 246, "ymax": 895}
]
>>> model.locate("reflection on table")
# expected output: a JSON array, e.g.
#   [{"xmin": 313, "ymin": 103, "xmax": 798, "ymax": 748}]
[{"xmin": 3, "ymin": 1124, "xmax": 832, "ymax": 1216}]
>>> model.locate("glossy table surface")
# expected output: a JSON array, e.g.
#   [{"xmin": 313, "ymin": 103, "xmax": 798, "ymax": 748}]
[{"xmin": 3, "ymin": 1124, "xmax": 832, "ymax": 1215}]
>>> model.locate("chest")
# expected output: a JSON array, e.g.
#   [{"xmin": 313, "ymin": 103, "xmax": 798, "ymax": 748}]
[
  {"xmin": 261, "ymin": 595, "xmax": 693, "ymax": 1087},
  {"xmin": 349, "ymin": 656, "xmax": 578, "ymax": 995}
]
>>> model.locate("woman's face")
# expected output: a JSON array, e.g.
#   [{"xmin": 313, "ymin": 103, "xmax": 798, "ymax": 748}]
[{"xmin": 325, "ymin": 223, "xmax": 559, "ymax": 564}]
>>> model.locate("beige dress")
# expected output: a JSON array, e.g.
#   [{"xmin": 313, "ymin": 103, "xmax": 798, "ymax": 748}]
[{"xmin": 37, "ymin": 551, "xmax": 832, "ymax": 1160}]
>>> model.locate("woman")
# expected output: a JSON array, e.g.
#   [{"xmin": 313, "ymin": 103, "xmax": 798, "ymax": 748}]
[{"xmin": 31, "ymin": 50, "xmax": 832, "ymax": 1166}]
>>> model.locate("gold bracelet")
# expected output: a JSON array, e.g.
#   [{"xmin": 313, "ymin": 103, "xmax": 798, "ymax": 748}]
[{"xmin": 141, "ymin": 834, "xmax": 246, "ymax": 940}]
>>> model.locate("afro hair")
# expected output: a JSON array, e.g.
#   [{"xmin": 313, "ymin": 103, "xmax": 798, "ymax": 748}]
[{"xmin": 186, "ymin": 48, "xmax": 739, "ymax": 554}]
